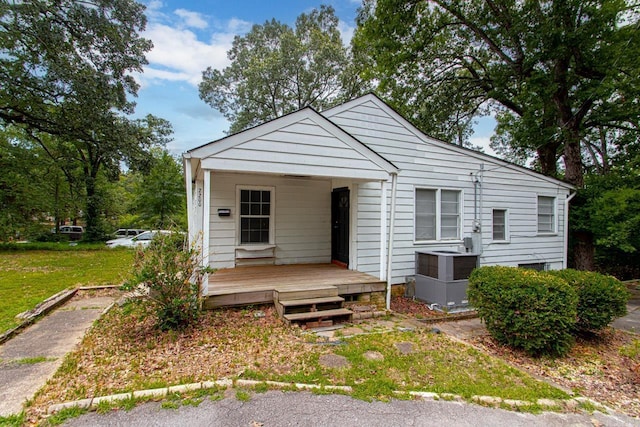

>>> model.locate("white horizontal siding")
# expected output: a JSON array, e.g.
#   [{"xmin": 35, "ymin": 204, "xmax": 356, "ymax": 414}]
[
  {"xmin": 325, "ymin": 99, "xmax": 572, "ymax": 284},
  {"xmin": 201, "ymin": 116, "xmax": 392, "ymax": 180},
  {"xmin": 208, "ymin": 173, "xmax": 331, "ymax": 269}
]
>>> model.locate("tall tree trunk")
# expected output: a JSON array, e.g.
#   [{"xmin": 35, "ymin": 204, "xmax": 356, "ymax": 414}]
[
  {"xmin": 572, "ymin": 230, "xmax": 595, "ymax": 271},
  {"xmin": 563, "ymin": 128, "xmax": 594, "ymax": 270},
  {"xmin": 83, "ymin": 166, "xmax": 101, "ymax": 241},
  {"xmin": 536, "ymin": 140, "xmax": 560, "ymax": 177}
]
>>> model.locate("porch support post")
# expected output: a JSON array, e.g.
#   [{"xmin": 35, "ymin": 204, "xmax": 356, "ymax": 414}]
[
  {"xmin": 184, "ymin": 158, "xmax": 194, "ymax": 248},
  {"xmin": 202, "ymin": 170, "xmax": 211, "ymax": 295},
  {"xmin": 379, "ymin": 180, "xmax": 388, "ymax": 281},
  {"xmin": 386, "ymin": 172, "xmax": 398, "ymax": 310}
]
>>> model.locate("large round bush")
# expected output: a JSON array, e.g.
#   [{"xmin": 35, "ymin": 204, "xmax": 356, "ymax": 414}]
[
  {"xmin": 547, "ymin": 269, "xmax": 629, "ymax": 333},
  {"xmin": 468, "ymin": 266, "xmax": 578, "ymax": 356}
]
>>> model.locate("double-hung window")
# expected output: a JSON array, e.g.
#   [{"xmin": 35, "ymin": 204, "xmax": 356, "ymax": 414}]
[
  {"xmin": 492, "ymin": 209, "xmax": 507, "ymax": 241},
  {"xmin": 415, "ymin": 188, "xmax": 461, "ymax": 241},
  {"xmin": 537, "ymin": 196, "xmax": 555, "ymax": 233},
  {"xmin": 239, "ymin": 188, "xmax": 273, "ymax": 244}
]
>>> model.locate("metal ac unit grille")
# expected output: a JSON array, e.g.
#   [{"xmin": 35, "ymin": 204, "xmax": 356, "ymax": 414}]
[
  {"xmin": 416, "ymin": 253, "xmax": 438, "ymax": 278},
  {"xmin": 453, "ymin": 256, "xmax": 477, "ymax": 280}
]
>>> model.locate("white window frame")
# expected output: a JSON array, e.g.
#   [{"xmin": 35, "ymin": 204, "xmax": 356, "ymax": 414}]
[
  {"xmin": 492, "ymin": 208, "xmax": 509, "ymax": 242},
  {"xmin": 414, "ymin": 187, "xmax": 463, "ymax": 243},
  {"xmin": 537, "ymin": 195, "xmax": 557, "ymax": 235},
  {"xmin": 236, "ymin": 185, "xmax": 275, "ymax": 246}
]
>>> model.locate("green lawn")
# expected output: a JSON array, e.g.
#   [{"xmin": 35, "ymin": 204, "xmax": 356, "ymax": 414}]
[{"xmin": 0, "ymin": 248, "xmax": 134, "ymax": 334}]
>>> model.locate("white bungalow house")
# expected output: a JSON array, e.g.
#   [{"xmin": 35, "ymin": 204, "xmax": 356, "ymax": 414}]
[{"xmin": 184, "ymin": 94, "xmax": 574, "ymax": 322}]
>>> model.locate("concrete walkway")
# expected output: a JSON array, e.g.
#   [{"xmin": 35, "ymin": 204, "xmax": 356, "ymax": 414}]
[
  {"xmin": 613, "ymin": 288, "xmax": 640, "ymax": 334},
  {"xmin": 0, "ymin": 293, "xmax": 117, "ymax": 417}
]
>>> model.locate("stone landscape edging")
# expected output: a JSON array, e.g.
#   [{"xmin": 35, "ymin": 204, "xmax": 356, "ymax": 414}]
[{"xmin": 46, "ymin": 378, "xmax": 609, "ymax": 417}]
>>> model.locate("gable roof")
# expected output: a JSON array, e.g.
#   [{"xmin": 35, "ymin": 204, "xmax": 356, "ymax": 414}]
[
  {"xmin": 185, "ymin": 106, "xmax": 398, "ymax": 181},
  {"xmin": 323, "ymin": 93, "xmax": 574, "ymax": 190}
]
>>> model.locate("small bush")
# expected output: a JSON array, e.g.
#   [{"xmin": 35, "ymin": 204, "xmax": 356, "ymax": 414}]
[
  {"xmin": 468, "ymin": 266, "xmax": 578, "ymax": 357},
  {"xmin": 124, "ymin": 232, "xmax": 206, "ymax": 331},
  {"xmin": 547, "ymin": 269, "xmax": 629, "ymax": 333}
]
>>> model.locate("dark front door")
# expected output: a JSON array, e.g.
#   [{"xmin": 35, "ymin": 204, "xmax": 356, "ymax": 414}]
[{"xmin": 331, "ymin": 187, "xmax": 350, "ymax": 266}]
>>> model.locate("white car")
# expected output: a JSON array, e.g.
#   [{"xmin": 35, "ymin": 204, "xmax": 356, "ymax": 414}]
[{"xmin": 106, "ymin": 230, "xmax": 172, "ymax": 248}]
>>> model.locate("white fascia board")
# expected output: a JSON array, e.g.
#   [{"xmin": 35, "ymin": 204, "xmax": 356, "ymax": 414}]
[{"xmin": 200, "ymin": 157, "xmax": 391, "ymax": 181}]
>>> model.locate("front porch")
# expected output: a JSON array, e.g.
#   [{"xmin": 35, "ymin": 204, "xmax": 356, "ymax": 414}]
[{"xmin": 203, "ymin": 264, "xmax": 386, "ymax": 326}]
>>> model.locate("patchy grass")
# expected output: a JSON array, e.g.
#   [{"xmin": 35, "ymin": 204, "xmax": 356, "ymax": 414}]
[
  {"xmin": 0, "ymin": 249, "xmax": 133, "ymax": 333},
  {"xmin": 39, "ymin": 406, "xmax": 88, "ymax": 426},
  {"xmin": 25, "ymin": 303, "xmax": 571, "ymax": 424},
  {"xmin": 472, "ymin": 328, "xmax": 640, "ymax": 417},
  {"xmin": 0, "ymin": 412, "xmax": 25, "ymax": 427},
  {"xmin": 14, "ymin": 356, "xmax": 56, "ymax": 365}
]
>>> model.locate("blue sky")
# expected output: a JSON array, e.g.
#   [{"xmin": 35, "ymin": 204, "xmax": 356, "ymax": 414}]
[{"xmin": 133, "ymin": 0, "xmax": 495, "ymax": 155}]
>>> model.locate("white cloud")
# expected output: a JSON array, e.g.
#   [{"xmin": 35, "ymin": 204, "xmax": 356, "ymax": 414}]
[
  {"xmin": 175, "ymin": 9, "xmax": 208, "ymax": 29},
  {"xmin": 227, "ymin": 18, "xmax": 252, "ymax": 33},
  {"xmin": 469, "ymin": 136, "xmax": 496, "ymax": 156},
  {"xmin": 338, "ymin": 20, "xmax": 355, "ymax": 46},
  {"xmin": 137, "ymin": 7, "xmax": 253, "ymax": 88},
  {"xmin": 140, "ymin": 23, "xmax": 232, "ymax": 86}
]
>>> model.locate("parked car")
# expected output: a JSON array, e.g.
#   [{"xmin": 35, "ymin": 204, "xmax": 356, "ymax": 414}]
[
  {"xmin": 112, "ymin": 228, "xmax": 146, "ymax": 238},
  {"xmin": 105, "ymin": 230, "xmax": 173, "ymax": 248},
  {"xmin": 51, "ymin": 225, "xmax": 84, "ymax": 241}
]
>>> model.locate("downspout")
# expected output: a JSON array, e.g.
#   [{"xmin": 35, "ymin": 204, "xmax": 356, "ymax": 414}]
[
  {"xmin": 563, "ymin": 191, "xmax": 577, "ymax": 269},
  {"xmin": 385, "ymin": 172, "xmax": 398, "ymax": 310}
]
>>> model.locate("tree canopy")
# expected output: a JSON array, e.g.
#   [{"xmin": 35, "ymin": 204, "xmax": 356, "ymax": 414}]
[
  {"xmin": 0, "ymin": 0, "xmax": 173, "ymax": 240},
  {"xmin": 354, "ymin": 0, "xmax": 640, "ymax": 187},
  {"xmin": 199, "ymin": 5, "xmax": 366, "ymax": 134}
]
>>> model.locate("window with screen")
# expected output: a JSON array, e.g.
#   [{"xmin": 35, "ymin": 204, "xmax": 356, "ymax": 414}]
[
  {"xmin": 239, "ymin": 189, "xmax": 271, "ymax": 244},
  {"xmin": 537, "ymin": 196, "xmax": 555, "ymax": 233},
  {"xmin": 415, "ymin": 188, "xmax": 461, "ymax": 241},
  {"xmin": 493, "ymin": 209, "xmax": 506, "ymax": 240}
]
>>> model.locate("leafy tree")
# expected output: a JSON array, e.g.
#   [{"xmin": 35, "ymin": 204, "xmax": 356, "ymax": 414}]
[
  {"xmin": 0, "ymin": 0, "xmax": 173, "ymax": 240},
  {"xmin": 199, "ymin": 5, "xmax": 367, "ymax": 133},
  {"xmin": 354, "ymin": 0, "xmax": 640, "ymax": 184},
  {"xmin": 571, "ymin": 162, "xmax": 640, "ymax": 279},
  {"xmin": 354, "ymin": 0, "xmax": 640, "ymax": 269},
  {"xmin": 0, "ymin": 0, "xmax": 150, "ymax": 141},
  {"xmin": 134, "ymin": 150, "xmax": 186, "ymax": 230}
]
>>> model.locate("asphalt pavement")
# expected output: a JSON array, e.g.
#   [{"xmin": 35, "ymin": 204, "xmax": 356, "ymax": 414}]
[{"xmin": 63, "ymin": 390, "xmax": 640, "ymax": 427}]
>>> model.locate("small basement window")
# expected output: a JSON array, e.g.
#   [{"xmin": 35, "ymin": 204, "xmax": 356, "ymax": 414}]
[{"xmin": 518, "ymin": 262, "xmax": 547, "ymax": 271}]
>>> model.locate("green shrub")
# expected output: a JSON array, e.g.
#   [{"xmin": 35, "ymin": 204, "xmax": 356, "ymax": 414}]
[
  {"xmin": 123, "ymin": 232, "xmax": 206, "ymax": 330},
  {"xmin": 547, "ymin": 269, "xmax": 629, "ymax": 333},
  {"xmin": 468, "ymin": 266, "xmax": 578, "ymax": 357}
]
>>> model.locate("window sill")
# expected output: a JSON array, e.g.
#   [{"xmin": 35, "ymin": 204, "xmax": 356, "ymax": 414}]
[
  {"xmin": 536, "ymin": 233, "xmax": 557, "ymax": 237},
  {"xmin": 491, "ymin": 240, "xmax": 510, "ymax": 244},
  {"xmin": 414, "ymin": 240, "xmax": 463, "ymax": 245},
  {"xmin": 236, "ymin": 244, "xmax": 276, "ymax": 251}
]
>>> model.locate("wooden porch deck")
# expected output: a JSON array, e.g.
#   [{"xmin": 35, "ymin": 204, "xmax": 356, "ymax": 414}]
[{"xmin": 204, "ymin": 264, "xmax": 386, "ymax": 308}]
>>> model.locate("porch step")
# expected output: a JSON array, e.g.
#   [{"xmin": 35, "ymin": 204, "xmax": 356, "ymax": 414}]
[
  {"xmin": 275, "ymin": 295, "xmax": 345, "ymax": 318},
  {"xmin": 279, "ymin": 296, "xmax": 345, "ymax": 307},
  {"xmin": 283, "ymin": 308, "xmax": 353, "ymax": 327},
  {"xmin": 273, "ymin": 285, "xmax": 338, "ymax": 302}
]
